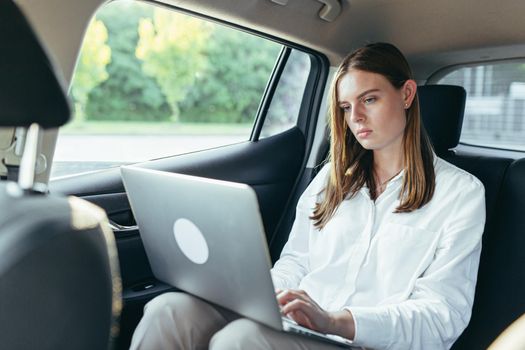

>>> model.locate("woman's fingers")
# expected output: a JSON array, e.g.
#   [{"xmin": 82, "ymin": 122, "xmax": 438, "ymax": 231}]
[
  {"xmin": 276, "ymin": 289, "xmax": 308, "ymax": 305},
  {"xmin": 280, "ymin": 297, "xmax": 311, "ymax": 315},
  {"xmin": 282, "ymin": 299, "xmax": 319, "ymax": 328},
  {"xmin": 288, "ymin": 309, "xmax": 315, "ymax": 329},
  {"xmin": 277, "ymin": 290, "xmax": 332, "ymax": 333}
]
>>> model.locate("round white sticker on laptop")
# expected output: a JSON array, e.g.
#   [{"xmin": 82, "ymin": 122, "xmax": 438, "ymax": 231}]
[{"xmin": 173, "ymin": 218, "xmax": 209, "ymax": 264}]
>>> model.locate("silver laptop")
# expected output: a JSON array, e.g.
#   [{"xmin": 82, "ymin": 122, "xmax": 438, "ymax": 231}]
[{"xmin": 121, "ymin": 166, "xmax": 354, "ymax": 348}]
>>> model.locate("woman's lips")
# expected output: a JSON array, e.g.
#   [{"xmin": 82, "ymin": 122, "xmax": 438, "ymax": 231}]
[{"xmin": 357, "ymin": 129, "xmax": 372, "ymax": 138}]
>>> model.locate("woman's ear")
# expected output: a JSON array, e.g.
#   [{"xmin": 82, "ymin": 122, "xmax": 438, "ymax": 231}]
[{"xmin": 403, "ymin": 79, "xmax": 417, "ymax": 109}]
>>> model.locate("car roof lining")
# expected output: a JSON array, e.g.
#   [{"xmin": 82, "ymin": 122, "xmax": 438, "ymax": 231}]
[
  {"xmin": 156, "ymin": 0, "xmax": 525, "ymax": 80},
  {"xmin": 15, "ymin": 0, "xmax": 525, "ymax": 84}
]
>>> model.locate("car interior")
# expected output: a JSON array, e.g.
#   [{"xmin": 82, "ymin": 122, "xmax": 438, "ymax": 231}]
[{"xmin": 1, "ymin": 0, "xmax": 524, "ymax": 349}]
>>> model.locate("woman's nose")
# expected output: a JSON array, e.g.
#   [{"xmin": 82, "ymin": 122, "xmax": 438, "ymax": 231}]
[{"xmin": 350, "ymin": 106, "xmax": 365, "ymax": 123}]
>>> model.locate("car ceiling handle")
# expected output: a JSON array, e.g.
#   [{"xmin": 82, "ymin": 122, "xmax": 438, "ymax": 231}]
[
  {"xmin": 317, "ymin": 0, "xmax": 343, "ymax": 22},
  {"xmin": 269, "ymin": 0, "xmax": 343, "ymax": 22}
]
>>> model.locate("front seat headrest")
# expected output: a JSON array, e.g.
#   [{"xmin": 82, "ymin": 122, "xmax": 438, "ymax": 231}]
[{"xmin": 0, "ymin": 0, "xmax": 71, "ymax": 128}]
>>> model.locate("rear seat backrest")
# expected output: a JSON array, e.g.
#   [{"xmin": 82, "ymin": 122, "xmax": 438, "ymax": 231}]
[
  {"xmin": 419, "ymin": 85, "xmax": 524, "ymax": 349},
  {"xmin": 419, "ymin": 85, "xmax": 513, "ymax": 224},
  {"xmin": 453, "ymin": 158, "xmax": 525, "ymax": 349}
]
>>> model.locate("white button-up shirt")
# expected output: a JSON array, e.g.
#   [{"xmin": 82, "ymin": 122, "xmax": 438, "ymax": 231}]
[{"xmin": 271, "ymin": 157, "xmax": 486, "ymax": 350}]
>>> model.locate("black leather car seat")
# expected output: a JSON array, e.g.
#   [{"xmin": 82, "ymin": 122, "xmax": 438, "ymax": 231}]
[
  {"xmin": 453, "ymin": 157, "xmax": 525, "ymax": 349},
  {"xmin": 0, "ymin": 1, "xmax": 122, "ymax": 349},
  {"xmin": 418, "ymin": 85, "xmax": 513, "ymax": 225},
  {"xmin": 415, "ymin": 85, "xmax": 523, "ymax": 349}
]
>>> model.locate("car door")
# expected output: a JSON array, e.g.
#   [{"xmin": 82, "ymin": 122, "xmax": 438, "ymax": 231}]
[{"xmin": 47, "ymin": 2, "xmax": 328, "ymax": 348}]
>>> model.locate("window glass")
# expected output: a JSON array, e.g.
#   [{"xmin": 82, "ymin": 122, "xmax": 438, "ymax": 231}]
[
  {"xmin": 52, "ymin": 0, "xmax": 282, "ymax": 178},
  {"xmin": 438, "ymin": 61, "xmax": 525, "ymax": 151},
  {"xmin": 260, "ymin": 49, "xmax": 311, "ymax": 138}
]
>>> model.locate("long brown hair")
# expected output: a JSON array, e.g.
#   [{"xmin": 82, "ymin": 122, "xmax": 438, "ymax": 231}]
[{"xmin": 311, "ymin": 43, "xmax": 435, "ymax": 229}]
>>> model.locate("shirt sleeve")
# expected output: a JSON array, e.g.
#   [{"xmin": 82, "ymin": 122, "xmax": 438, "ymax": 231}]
[
  {"xmin": 270, "ymin": 164, "xmax": 330, "ymax": 290},
  {"xmin": 347, "ymin": 181, "xmax": 486, "ymax": 350}
]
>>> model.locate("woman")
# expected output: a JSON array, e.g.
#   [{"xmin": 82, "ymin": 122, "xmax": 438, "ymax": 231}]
[{"xmin": 130, "ymin": 43, "xmax": 485, "ymax": 350}]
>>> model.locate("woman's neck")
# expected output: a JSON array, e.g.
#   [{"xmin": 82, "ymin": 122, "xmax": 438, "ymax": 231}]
[{"xmin": 373, "ymin": 148, "xmax": 404, "ymax": 181}]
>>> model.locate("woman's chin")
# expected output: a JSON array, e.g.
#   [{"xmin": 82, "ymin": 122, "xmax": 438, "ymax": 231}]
[{"xmin": 356, "ymin": 140, "xmax": 376, "ymax": 150}]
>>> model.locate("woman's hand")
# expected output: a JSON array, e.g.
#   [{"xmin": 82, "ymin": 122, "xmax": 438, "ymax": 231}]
[
  {"xmin": 275, "ymin": 289, "xmax": 355, "ymax": 339},
  {"xmin": 276, "ymin": 289, "xmax": 355, "ymax": 339},
  {"xmin": 276, "ymin": 289, "xmax": 332, "ymax": 333}
]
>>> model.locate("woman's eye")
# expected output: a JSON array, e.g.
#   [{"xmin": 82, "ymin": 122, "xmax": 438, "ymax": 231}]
[
  {"xmin": 341, "ymin": 105, "xmax": 351, "ymax": 113},
  {"xmin": 363, "ymin": 97, "xmax": 376, "ymax": 104}
]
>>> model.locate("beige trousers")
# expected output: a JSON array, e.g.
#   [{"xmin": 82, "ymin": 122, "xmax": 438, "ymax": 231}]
[{"xmin": 129, "ymin": 292, "xmax": 345, "ymax": 350}]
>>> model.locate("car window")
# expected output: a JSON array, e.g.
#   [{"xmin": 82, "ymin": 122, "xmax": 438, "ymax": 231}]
[
  {"xmin": 260, "ymin": 49, "xmax": 311, "ymax": 138},
  {"xmin": 438, "ymin": 61, "xmax": 525, "ymax": 151},
  {"xmin": 52, "ymin": 0, "xmax": 284, "ymax": 178}
]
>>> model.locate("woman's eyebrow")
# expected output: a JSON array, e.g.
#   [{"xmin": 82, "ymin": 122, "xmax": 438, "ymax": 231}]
[
  {"xmin": 338, "ymin": 88, "xmax": 380, "ymax": 105},
  {"xmin": 356, "ymin": 88, "xmax": 380, "ymax": 100}
]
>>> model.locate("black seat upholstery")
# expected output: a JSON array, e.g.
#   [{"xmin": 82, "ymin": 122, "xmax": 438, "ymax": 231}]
[
  {"xmin": 419, "ymin": 85, "xmax": 513, "ymax": 224},
  {"xmin": 418, "ymin": 84, "xmax": 466, "ymax": 157},
  {"xmin": 418, "ymin": 85, "xmax": 525, "ymax": 349},
  {"xmin": 452, "ymin": 158, "xmax": 525, "ymax": 349},
  {"xmin": 0, "ymin": 192, "xmax": 122, "ymax": 349},
  {"xmin": 0, "ymin": 1, "xmax": 122, "ymax": 349},
  {"xmin": 0, "ymin": 0, "xmax": 70, "ymax": 127}
]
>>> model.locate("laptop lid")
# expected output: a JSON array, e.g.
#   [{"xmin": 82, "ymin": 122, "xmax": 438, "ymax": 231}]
[{"xmin": 120, "ymin": 166, "xmax": 283, "ymax": 330}]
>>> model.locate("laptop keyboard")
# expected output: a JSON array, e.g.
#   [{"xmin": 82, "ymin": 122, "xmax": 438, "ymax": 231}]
[{"xmin": 281, "ymin": 316, "xmax": 355, "ymax": 348}]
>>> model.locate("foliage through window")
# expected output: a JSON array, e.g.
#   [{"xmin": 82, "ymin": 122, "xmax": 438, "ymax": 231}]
[
  {"xmin": 52, "ymin": 0, "xmax": 285, "ymax": 178},
  {"xmin": 438, "ymin": 61, "xmax": 525, "ymax": 151}
]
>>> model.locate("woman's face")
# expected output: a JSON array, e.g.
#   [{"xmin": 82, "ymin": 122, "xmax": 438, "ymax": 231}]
[{"xmin": 337, "ymin": 69, "xmax": 415, "ymax": 154}]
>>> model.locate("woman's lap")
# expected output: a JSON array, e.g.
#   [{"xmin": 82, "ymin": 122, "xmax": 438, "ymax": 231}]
[{"xmin": 130, "ymin": 292, "xmax": 344, "ymax": 350}]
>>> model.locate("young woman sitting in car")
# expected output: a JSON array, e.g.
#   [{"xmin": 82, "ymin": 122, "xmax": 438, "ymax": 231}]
[{"xmin": 130, "ymin": 42, "xmax": 485, "ymax": 350}]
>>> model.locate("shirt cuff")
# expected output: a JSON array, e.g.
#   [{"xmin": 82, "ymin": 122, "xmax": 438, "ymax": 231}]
[{"xmin": 344, "ymin": 306, "xmax": 390, "ymax": 349}]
